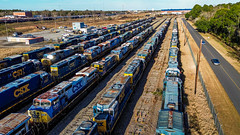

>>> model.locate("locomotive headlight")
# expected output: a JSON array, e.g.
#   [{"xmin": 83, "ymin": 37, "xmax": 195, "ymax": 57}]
[{"xmin": 47, "ymin": 55, "xmax": 54, "ymax": 60}]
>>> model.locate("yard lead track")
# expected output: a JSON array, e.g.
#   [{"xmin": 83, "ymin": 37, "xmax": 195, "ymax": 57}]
[{"xmin": 47, "ymin": 18, "xmax": 166, "ymax": 135}]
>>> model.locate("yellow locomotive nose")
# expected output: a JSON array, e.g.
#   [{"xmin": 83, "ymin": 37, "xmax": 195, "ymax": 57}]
[
  {"xmin": 28, "ymin": 110, "xmax": 52, "ymax": 124},
  {"xmin": 41, "ymin": 59, "xmax": 52, "ymax": 66},
  {"xmin": 23, "ymin": 54, "xmax": 29, "ymax": 61}
]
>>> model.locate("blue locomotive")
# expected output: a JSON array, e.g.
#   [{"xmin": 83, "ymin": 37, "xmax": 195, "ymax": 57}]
[
  {"xmin": 0, "ymin": 59, "xmax": 42, "ymax": 87},
  {"xmin": 50, "ymin": 54, "xmax": 88, "ymax": 81},
  {"xmin": 93, "ymin": 75, "xmax": 132, "ymax": 133},
  {"xmin": 0, "ymin": 55, "xmax": 23, "ymax": 70},
  {"xmin": 41, "ymin": 48, "xmax": 75, "ymax": 70},
  {"xmin": 0, "ymin": 71, "xmax": 53, "ymax": 116},
  {"xmin": 23, "ymin": 46, "xmax": 55, "ymax": 61},
  {"xmin": 28, "ymin": 67, "xmax": 99, "ymax": 124},
  {"xmin": 156, "ymin": 18, "xmax": 185, "ymax": 135}
]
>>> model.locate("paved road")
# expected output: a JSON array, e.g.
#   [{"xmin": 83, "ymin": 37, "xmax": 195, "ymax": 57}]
[{"xmin": 182, "ymin": 18, "xmax": 240, "ymax": 114}]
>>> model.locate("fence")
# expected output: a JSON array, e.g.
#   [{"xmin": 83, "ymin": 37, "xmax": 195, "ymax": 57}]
[{"xmin": 180, "ymin": 18, "xmax": 224, "ymax": 135}]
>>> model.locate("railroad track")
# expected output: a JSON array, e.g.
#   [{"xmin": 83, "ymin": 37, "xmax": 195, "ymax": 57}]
[{"xmin": 47, "ymin": 18, "xmax": 166, "ymax": 135}]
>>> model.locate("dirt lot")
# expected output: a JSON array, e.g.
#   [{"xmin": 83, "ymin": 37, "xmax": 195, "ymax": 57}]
[
  {"xmin": 187, "ymin": 21, "xmax": 240, "ymax": 74},
  {"xmin": 0, "ymin": 13, "xmax": 149, "ymax": 36},
  {"xmin": 0, "ymin": 47, "xmax": 40, "ymax": 59},
  {"xmin": 0, "ymin": 13, "xmax": 150, "ymax": 60},
  {"xmin": 181, "ymin": 18, "xmax": 240, "ymax": 135}
]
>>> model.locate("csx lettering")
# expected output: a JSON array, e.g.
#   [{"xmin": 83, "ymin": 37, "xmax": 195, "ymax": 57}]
[
  {"xmin": 13, "ymin": 69, "xmax": 24, "ymax": 78},
  {"xmin": 69, "ymin": 62, "xmax": 75, "ymax": 67},
  {"xmin": 14, "ymin": 84, "xmax": 30, "ymax": 97}
]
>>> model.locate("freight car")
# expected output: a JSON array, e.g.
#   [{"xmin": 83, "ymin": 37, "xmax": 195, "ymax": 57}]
[
  {"xmin": 156, "ymin": 18, "xmax": 185, "ymax": 135},
  {"xmin": 0, "ymin": 59, "xmax": 42, "ymax": 87}
]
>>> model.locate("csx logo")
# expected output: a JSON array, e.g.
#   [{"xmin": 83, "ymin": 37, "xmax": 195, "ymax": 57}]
[
  {"xmin": 14, "ymin": 84, "xmax": 30, "ymax": 97},
  {"xmin": 13, "ymin": 69, "xmax": 24, "ymax": 78},
  {"xmin": 69, "ymin": 62, "xmax": 75, "ymax": 67}
]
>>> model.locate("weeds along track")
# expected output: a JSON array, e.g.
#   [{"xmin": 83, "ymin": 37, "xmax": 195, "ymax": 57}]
[{"xmin": 47, "ymin": 18, "xmax": 166, "ymax": 135}]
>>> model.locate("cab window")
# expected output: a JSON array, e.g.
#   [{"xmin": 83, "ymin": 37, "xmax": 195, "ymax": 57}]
[
  {"xmin": 33, "ymin": 99, "xmax": 40, "ymax": 106},
  {"xmin": 41, "ymin": 101, "xmax": 51, "ymax": 107}
]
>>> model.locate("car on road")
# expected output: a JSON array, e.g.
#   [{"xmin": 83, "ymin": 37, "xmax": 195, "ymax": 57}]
[{"xmin": 211, "ymin": 59, "xmax": 220, "ymax": 65}]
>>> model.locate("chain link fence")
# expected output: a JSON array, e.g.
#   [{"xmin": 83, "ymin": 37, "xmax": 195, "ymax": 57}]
[{"xmin": 180, "ymin": 19, "xmax": 224, "ymax": 135}]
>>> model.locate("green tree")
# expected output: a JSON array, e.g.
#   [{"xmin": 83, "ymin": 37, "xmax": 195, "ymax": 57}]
[
  {"xmin": 190, "ymin": 4, "xmax": 202, "ymax": 19},
  {"xmin": 195, "ymin": 19, "xmax": 210, "ymax": 33}
]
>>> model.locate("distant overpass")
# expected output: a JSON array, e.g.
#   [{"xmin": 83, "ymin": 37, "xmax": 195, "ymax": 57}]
[{"xmin": 160, "ymin": 9, "xmax": 192, "ymax": 15}]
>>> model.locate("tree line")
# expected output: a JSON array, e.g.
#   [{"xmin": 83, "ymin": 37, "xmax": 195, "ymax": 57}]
[
  {"xmin": 185, "ymin": 2, "xmax": 240, "ymax": 48},
  {"xmin": 0, "ymin": 9, "xmax": 124, "ymax": 17}
]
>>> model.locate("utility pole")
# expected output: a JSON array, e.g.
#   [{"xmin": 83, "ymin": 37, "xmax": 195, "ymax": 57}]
[
  {"xmin": 5, "ymin": 20, "xmax": 8, "ymax": 39},
  {"xmin": 194, "ymin": 39, "xmax": 203, "ymax": 94}
]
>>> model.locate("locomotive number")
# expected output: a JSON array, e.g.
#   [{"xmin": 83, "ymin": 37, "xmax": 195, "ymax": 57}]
[
  {"xmin": 12, "ymin": 69, "xmax": 25, "ymax": 78},
  {"xmin": 14, "ymin": 84, "xmax": 30, "ymax": 97}
]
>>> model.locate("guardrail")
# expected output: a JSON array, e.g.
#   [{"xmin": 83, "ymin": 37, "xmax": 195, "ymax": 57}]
[{"xmin": 180, "ymin": 18, "xmax": 224, "ymax": 135}]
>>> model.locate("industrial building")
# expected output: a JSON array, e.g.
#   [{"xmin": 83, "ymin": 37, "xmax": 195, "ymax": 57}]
[
  {"xmin": 160, "ymin": 9, "xmax": 191, "ymax": 15},
  {"xmin": 13, "ymin": 11, "xmax": 32, "ymax": 17}
]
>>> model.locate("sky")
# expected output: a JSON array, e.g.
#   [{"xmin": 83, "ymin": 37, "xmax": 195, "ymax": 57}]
[{"xmin": 0, "ymin": 0, "xmax": 239, "ymax": 11}]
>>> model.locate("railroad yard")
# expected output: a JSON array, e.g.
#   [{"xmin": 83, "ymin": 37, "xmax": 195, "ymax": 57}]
[{"xmin": 0, "ymin": 8, "xmax": 239, "ymax": 135}]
